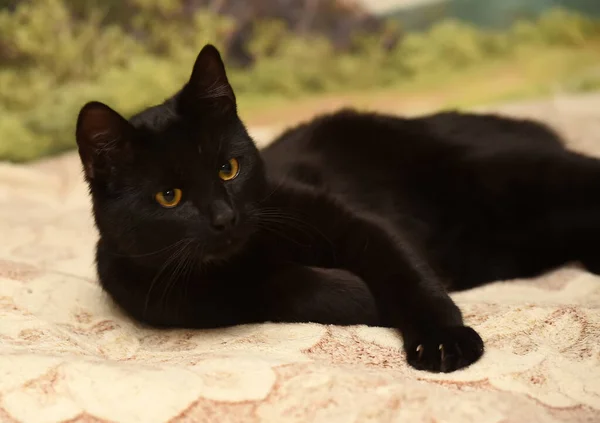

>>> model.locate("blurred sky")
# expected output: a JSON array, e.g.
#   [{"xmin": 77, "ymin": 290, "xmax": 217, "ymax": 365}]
[{"xmin": 356, "ymin": 0, "xmax": 440, "ymax": 15}]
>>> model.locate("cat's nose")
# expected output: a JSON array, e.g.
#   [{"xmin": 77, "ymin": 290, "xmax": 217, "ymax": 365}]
[{"xmin": 209, "ymin": 201, "xmax": 237, "ymax": 232}]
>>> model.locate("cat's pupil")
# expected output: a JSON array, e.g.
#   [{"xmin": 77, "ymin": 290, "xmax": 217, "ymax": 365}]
[
  {"xmin": 220, "ymin": 162, "xmax": 232, "ymax": 173},
  {"xmin": 162, "ymin": 190, "xmax": 175, "ymax": 202}
]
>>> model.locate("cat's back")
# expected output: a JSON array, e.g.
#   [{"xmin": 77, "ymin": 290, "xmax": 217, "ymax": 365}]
[
  {"xmin": 259, "ymin": 108, "xmax": 567, "ymax": 218},
  {"xmin": 260, "ymin": 109, "xmax": 440, "ymax": 186},
  {"xmin": 260, "ymin": 109, "xmax": 463, "ymax": 221},
  {"xmin": 415, "ymin": 111, "xmax": 565, "ymax": 151},
  {"xmin": 261, "ymin": 109, "xmax": 565, "ymax": 182}
]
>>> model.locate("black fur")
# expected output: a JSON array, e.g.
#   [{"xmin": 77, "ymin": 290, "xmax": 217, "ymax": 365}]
[{"xmin": 76, "ymin": 45, "xmax": 598, "ymax": 373}]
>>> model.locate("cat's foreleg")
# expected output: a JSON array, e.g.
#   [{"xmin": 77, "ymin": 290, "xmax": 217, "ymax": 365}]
[
  {"xmin": 259, "ymin": 265, "xmax": 380, "ymax": 326},
  {"xmin": 263, "ymin": 186, "xmax": 484, "ymax": 372}
]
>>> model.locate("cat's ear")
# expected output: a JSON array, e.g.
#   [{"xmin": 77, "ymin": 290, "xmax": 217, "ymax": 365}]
[
  {"xmin": 181, "ymin": 44, "xmax": 236, "ymax": 114},
  {"xmin": 75, "ymin": 101, "xmax": 134, "ymax": 180}
]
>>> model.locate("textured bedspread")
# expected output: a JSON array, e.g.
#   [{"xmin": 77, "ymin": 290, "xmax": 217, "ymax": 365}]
[{"xmin": 1, "ymin": 96, "xmax": 600, "ymax": 422}]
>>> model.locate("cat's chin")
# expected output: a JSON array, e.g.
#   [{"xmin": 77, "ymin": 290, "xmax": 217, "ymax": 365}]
[{"xmin": 201, "ymin": 232, "xmax": 250, "ymax": 264}]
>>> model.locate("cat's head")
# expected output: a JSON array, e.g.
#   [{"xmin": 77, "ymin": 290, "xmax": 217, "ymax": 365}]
[{"xmin": 76, "ymin": 44, "xmax": 266, "ymax": 264}]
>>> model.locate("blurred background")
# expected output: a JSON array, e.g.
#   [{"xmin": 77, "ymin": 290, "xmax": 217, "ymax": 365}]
[{"xmin": 0, "ymin": 0, "xmax": 599, "ymax": 162}]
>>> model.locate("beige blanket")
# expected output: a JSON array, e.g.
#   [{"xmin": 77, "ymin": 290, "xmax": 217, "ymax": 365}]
[{"xmin": 1, "ymin": 97, "xmax": 600, "ymax": 422}]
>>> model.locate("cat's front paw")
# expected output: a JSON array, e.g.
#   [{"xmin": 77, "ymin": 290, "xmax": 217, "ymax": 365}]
[{"xmin": 404, "ymin": 325, "xmax": 484, "ymax": 373}]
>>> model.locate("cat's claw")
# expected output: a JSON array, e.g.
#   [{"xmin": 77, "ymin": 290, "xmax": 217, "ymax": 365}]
[
  {"xmin": 416, "ymin": 344, "xmax": 424, "ymax": 360},
  {"xmin": 405, "ymin": 326, "xmax": 484, "ymax": 373}
]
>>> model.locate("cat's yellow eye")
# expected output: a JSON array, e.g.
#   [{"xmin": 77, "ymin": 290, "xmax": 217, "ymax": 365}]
[
  {"xmin": 155, "ymin": 188, "xmax": 182, "ymax": 208},
  {"xmin": 218, "ymin": 158, "xmax": 240, "ymax": 181}
]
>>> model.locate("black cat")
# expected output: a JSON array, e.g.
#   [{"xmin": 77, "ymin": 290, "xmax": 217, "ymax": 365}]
[{"xmin": 75, "ymin": 44, "xmax": 596, "ymax": 373}]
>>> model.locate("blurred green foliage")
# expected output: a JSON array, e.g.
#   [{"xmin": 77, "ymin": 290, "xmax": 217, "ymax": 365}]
[{"xmin": 1, "ymin": 1, "xmax": 600, "ymax": 161}]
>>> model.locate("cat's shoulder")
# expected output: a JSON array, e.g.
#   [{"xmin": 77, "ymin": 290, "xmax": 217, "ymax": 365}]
[{"xmin": 267, "ymin": 108, "xmax": 409, "ymax": 145}]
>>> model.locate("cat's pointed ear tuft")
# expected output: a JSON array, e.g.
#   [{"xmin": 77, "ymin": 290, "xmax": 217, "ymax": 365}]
[
  {"xmin": 184, "ymin": 44, "xmax": 236, "ymax": 113},
  {"xmin": 75, "ymin": 101, "xmax": 133, "ymax": 180}
]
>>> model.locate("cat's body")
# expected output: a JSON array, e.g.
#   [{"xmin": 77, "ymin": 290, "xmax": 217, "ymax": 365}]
[
  {"xmin": 263, "ymin": 110, "xmax": 577, "ymax": 290},
  {"xmin": 77, "ymin": 45, "xmax": 599, "ymax": 374}
]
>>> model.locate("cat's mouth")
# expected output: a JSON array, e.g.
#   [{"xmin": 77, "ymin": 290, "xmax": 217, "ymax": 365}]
[{"xmin": 201, "ymin": 229, "xmax": 251, "ymax": 263}]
